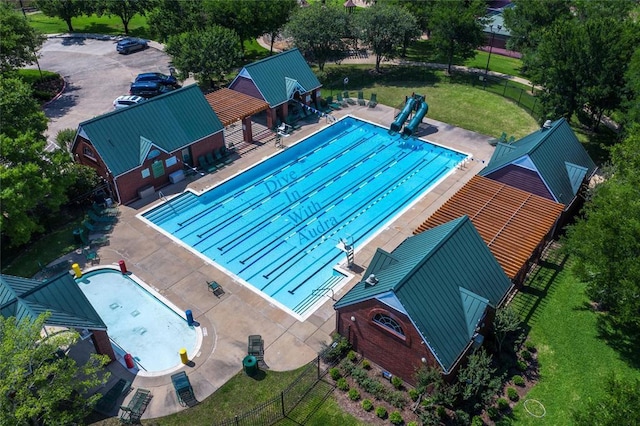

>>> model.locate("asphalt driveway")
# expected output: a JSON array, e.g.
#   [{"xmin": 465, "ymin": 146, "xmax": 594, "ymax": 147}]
[{"xmin": 33, "ymin": 36, "xmax": 179, "ymax": 151}]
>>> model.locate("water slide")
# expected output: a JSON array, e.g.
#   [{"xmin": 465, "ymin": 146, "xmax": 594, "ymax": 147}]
[
  {"xmin": 389, "ymin": 97, "xmax": 416, "ymax": 133},
  {"xmin": 401, "ymin": 100, "xmax": 429, "ymax": 138}
]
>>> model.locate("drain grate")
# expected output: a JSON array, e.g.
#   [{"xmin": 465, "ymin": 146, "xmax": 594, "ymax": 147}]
[
  {"xmin": 130, "ymin": 310, "xmax": 140, "ymax": 317},
  {"xmin": 109, "ymin": 303, "xmax": 120, "ymax": 310}
]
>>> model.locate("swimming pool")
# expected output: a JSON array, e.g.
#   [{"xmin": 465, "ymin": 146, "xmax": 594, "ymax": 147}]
[
  {"xmin": 142, "ymin": 116, "xmax": 466, "ymax": 317},
  {"xmin": 76, "ymin": 268, "xmax": 199, "ymax": 374}
]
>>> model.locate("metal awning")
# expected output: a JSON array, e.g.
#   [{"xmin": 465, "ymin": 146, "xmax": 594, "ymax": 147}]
[{"xmin": 205, "ymin": 88, "xmax": 270, "ymax": 127}]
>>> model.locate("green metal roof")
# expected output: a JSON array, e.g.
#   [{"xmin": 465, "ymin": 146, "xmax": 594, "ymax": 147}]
[
  {"xmin": 77, "ymin": 85, "xmax": 223, "ymax": 177},
  {"xmin": 335, "ymin": 216, "xmax": 511, "ymax": 372},
  {"xmin": 233, "ymin": 48, "xmax": 321, "ymax": 107},
  {"xmin": 479, "ymin": 118, "xmax": 597, "ymax": 205},
  {"xmin": 1, "ymin": 273, "xmax": 107, "ymax": 330}
]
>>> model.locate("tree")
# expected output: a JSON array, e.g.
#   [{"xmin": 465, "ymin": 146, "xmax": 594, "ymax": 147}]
[
  {"xmin": 165, "ymin": 26, "xmax": 242, "ymax": 88},
  {"xmin": 95, "ymin": 0, "xmax": 152, "ymax": 34},
  {"xmin": 0, "ymin": 313, "xmax": 110, "ymax": 425},
  {"xmin": 456, "ymin": 349, "xmax": 502, "ymax": 411},
  {"xmin": 563, "ymin": 126, "xmax": 640, "ymax": 327},
  {"xmin": 429, "ymin": 0, "xmax": 486, "ymax": 74},
  {"xmin": 257, "ymin": 0, "xmax": 298, "ymax": 55},
  {"xmin": 284, "ymin": 3, "xmax": 348, "ymax": 72},
  {"xmin": 204, "ymin": 0, "xmax": 263, "ymax": 55},
  {"xmin": 33, "ymin": 0, "xmax": 88, "ymax": 33},
  {"xmin": 493, "ymin": 306, "xmax": 521, "ymax": 354},
  {"xmin": 0, "ymin": 77, "xmax": 48, "ymax": 139},
  {"xmin": 146, "ymin": 0, "xmax": 207, "ymax": 42},
  {"xmin": 0, "ymin": 3, "xmax": 46, "ymax": 73},
  {"xmin": 623, "ymin": 46, "xmax": 640, "ymax": 128},
  {"xmin": 354, "ymin": 4, "xmax": 418, "ymax": 73},
  {"xmin": 572, "ymin": 377, "xmax": 640, "ymax": 425}
]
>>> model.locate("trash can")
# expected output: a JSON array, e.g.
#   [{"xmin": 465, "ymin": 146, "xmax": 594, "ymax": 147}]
[
  {"xmin": 73, "ymin": 228, "xmax": 83, "ymax": 245},
  {"xmin": 243, "ymin": 355, "xmax": 258, "ymax": 377}
]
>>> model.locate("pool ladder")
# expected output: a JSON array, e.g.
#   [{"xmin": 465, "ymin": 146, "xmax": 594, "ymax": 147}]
[{"xmin": 158, "ymin": 191, "xmax": 178, "ymax": 215}]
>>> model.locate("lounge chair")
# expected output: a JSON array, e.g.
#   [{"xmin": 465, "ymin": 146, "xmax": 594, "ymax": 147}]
[
  {"xmin": 94, "ymin": 379, "xmax": 132, "ymax": 415},
  {"xmin": 368, "ymin": 93, "xmax": 378, "ymax": 108},
  {"xmin": 343, "ymin": 91, "xmax": 356, "ymax": 105},
  {"xmin": 335, "ymin": 93, "xmax": 348, "ymax": 107},
  {"xmin": 83, "ymin": 247, "xmax": 100, "ymax": 265},
  {"xmin": 119, "ymin": 388, "xmax": 152, "ymax": 424},
  {"xmin": 326, "ymin": 96, "xmax": 341, "ymax": 110},
  {"xmin": 248, "ymin": 335, "xmax": 264, "ymax": 361},
  {"xmin": 315, "ymin": 99, "xmax": 331, "ymax": 114},
  {"xmin": 82, "ymin": 220, "xmax": 113, "ymax": 234},
  {"xmin": 198, "ymin": 155, "xmax": 217, "ymax": 173},
  {"xmin": 92, "ymin": 202, "xmax": 119, "ymax": 217},
  {"xmin": 79, "ymin": 228, "xmax": 109, "ymax": 247},
  {"xmin": 357, "ymin": 91, "xmax": 366, "ymax": 106},
  {"xmin": 171, "ymin": 372, "xmax": 198, "ymax": 407},
  {"xmin": 207, "ymin": 280, "xmax": 224, "ymax": 297},
  {"xmin": 88, "ymin": 210, "xmax": 117, "ymax": 224},
  {"xmin": 214, "ymin": 148, "xmax": 233, "ymax": 166}
]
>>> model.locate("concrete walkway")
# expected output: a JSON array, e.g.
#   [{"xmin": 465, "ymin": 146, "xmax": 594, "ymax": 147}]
[{"xmin": 79, "ymin": 103, "xmax": 496, "ymax": 420}]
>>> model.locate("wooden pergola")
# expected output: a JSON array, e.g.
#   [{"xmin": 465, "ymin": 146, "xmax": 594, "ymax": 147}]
[
  {"xmin": 205, "ymin": 88, "xmax": 270, "ymax": 143},
  {"xmin": 414, "ymin": 175, "xmax": 565, "ymax": 285}
]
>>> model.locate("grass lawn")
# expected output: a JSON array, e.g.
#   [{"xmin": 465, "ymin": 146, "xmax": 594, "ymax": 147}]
[
  {"xmin": 28, "ymin": 12, "xmax": 151, "ymax": 39},
  {"xmin": 505, "ymin": 248, "xmax": 640, "ymax": 425}
]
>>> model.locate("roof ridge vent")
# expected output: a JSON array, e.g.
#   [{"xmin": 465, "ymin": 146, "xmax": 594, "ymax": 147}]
[
  {"xmin": 542, "ymin": 119, "xmax": 553, "ymax": 130},
  {"xmin": 364, "ymin": 274, "xmax": 378, "ymax": 286}
]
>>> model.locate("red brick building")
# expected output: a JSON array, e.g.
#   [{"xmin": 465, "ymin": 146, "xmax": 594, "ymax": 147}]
[{"xmin": 72, "ymin": 85, "xmax": 225, "ymax": 204}]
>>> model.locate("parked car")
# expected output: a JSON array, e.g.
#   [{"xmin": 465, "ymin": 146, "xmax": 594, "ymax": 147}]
[
  {"xmin": 116, "ymin": 38, "xmax": 148, "ymax": 54},
  {"xmin": 113, "ymin": 95, "xmax": 145, "ymax": 109},
  {"xmin": 129, "ymin": 81, "xmax": 175, "ymax": 98},
  {"xmin": 134, "ymin": 72, "xmax": 180, "ymax": 88}
]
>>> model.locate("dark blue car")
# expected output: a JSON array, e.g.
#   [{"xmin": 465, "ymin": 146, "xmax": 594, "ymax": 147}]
[{"xmin": 134, "ymin": 72, "xmax": 180, "ymax": 88}]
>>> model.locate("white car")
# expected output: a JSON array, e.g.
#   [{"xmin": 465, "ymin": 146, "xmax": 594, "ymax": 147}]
[{"xmin": 113, "ymin": 95, "xmax": 145, "ymax": 109}]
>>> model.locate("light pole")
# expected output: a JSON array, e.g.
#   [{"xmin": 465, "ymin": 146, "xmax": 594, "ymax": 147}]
[{"xmin": 484, "ymin": 24, "xmax": 502, "ymax": 79}]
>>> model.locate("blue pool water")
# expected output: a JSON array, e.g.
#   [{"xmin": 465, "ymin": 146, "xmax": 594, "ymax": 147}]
[
  {"xmin": 143, "ymin": 117, "xmax": 466, "ymax": 316},
  {"xmin": 76, "ymin": 269, "xmax": 198, "ymax": 373}
]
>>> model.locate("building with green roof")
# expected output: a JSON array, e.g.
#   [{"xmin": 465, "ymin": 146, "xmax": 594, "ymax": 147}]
[
  {"xmin": 229, "ymin": 48, "xmax": 322, "ymax": 129},
  {"xmin": 478, "ymin": 118, "xmax": 597, "ymax": 209},
  {"xmin": 1, "ymin": 272, "xmax": 115, "ymax": 361},
  {"xmin": 72, "ymin": 84, "xmax": 225, "ymax": 204},
  {"xmin": 334, "ymin": 216, "xmax": 512, "ymax": 382}
]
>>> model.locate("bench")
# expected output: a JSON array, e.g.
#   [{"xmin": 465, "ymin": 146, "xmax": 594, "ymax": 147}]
[{"xmin": 119, "ymin": 388, "xmax": 151, "ymax": 424}]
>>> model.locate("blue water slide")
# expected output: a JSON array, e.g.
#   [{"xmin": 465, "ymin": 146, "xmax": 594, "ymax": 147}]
[
  {"xmin": 389, "ymin": 97, "xmax": 416, "ymax": 133},
  {"xmin": 402, "ymin": 101, "xmax": 429, "ymax": 138}
]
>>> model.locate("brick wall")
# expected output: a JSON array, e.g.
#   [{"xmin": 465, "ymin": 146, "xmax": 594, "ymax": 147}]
[{"xmin": 91, "ymin": 330, "xmax": 116, "ymax": 362}]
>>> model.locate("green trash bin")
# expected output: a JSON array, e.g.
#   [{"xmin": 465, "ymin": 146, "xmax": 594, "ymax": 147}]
[{"xmin": 243, "ymin": 355, "xmax": 258, "ymax": 377}]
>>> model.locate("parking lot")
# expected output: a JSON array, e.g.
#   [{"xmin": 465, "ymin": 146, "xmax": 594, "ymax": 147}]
[{"xmin": 33, "ymin": 36, "xmax": 180, "ymax": 151}]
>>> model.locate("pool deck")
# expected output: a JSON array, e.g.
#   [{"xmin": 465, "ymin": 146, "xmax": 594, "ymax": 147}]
[{"xmin": 79, "ymin": 103, "xmax": 496, "ymax": 420}]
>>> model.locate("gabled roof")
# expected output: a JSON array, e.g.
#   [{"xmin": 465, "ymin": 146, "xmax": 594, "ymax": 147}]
[
  {"xmin": 77, "ymin": 85, "xmax": 223, "ymax": 177},
  {"xmin": 230, "ymin": 49, "xmax": 321, "ymax": 107},
  {"xmin": 335, "ymin": 216, "xmax": 511, "ymax": 372},
  {"xmin": 1, "ymin": 273, "xmax": 106, "ymax": 330},
  {"xmin": 478, "ymin": 118, "xmax": 597, "ymax": 205},
  {"xmin": 414, "ymin": 175, "xmax": 565, "ymax": 279}
]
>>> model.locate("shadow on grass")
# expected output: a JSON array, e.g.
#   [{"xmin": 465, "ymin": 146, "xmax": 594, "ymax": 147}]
[{"xmin": 595, "ymin": 315, "xmax": 640, "ymax": 370}]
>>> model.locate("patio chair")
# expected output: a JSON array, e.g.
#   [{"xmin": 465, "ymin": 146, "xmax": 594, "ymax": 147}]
[
  {"xmin": 92, "ymin": 202, "xmax": 119, "ymax": 217},
  {"xmin": 119, "ymin": 388, "xmax": 152, "ymax": 424},
  {"xmin": 368, "ymin": 93, "xmax": 378, "ymax": 108},
  {"xmin": 79, "ymin": 228, "xmax": 109, "ymax": 247},
  {"xmin": 83, "ymin": 247, "xmax": 100, "ymax": 265},
  {"xmin": 94, "ymin": 379, "xmax": 132, "ymax": 415},
  {"xmin": 198, "ymin": 155, "xmax": 217, "ymax": 173},
  {"xmin": 335, "ymin": 93, "xmax": 348, "ymax": 107},
  {"xmin": 326, "ymin": 96, "xmax": 341, "ymax": 110},
  {"xmin": 248, "ymin": 335, "xmax": 264, "ymax": 361},
  {"xmin": 88, "ymin": 210, "xmax": 117, "ymax": 224},
  {"xmin": 82, "ymin": 220, "xmax": 113, "ymax": 234},
  {"xmin": 214, "ymin": 148, "xmax": 233, "ymax": 167},
  {"xmin": 357, "ymin": 91, "xmax": 366, "ymax": 106},
  {"xmin": 343, "ymin": 91, "xmax": 356, "ymax": 105},
  {"xmin": 207, "ymin": 280, "xmax": 224, "ymax": 297},
  {"xmin": 315, "ymin": 99, "xmax": 332, "ymax": 114},
  {"xmin": 171, "ymin": 372, "xmax": 198, "ymax": 407}
]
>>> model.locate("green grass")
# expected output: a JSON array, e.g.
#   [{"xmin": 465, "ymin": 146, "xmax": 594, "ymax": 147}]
[
  {"xmin": 465, "ymin": 51, "xmax": 524, "ymax": 77},
  {"xmin": 27, "ymin": 12, "xmax": 151, "ymax": 39},
  {"xmin": 17, "ymin": 68, "xmax": 58, "ymax": 84},
  {"xmin": 506, "ymin": 249, "xmax": 640, "ymax": 425}
]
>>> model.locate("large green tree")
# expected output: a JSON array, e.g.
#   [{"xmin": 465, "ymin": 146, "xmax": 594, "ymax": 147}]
[
  {"xmin": 257, "ymin": 0, "xmax": 298, "ymax": 55},
  {"xmin": 493, "ymin": 306, "xmax": 521, "ymax": 354},
  {"xmin": 146, "ymin": 0, "xmax": 207, "ymax": 42},
  {"xmin": 204, "ymin": 0, "xmax": 263, "ymax": 55},
  {"xmin": 573, "ymin": 377, "xmax": 640, "ymax": 425},
  {"xmin": 623, "ymin": 47, "xmax": 640, "ymax": 128},
  {"xmin": 33, "ymin": 0, "xmax": 88, "ymax": 33},
  {"xmin": 564, "ymin": 126, "xmax": 640, "ymax": 327},
  {"xmin": 429, "ymin": 0, "xmax": 486, "ymax": 74},
  {"xmin": 0, "ymin": 3, "xmax": 46, "ymax": 73},
  {"xmin": 0, "ymin": 313, "xmax": 110, "ymax": 425},
  {"xmin": 284, "ymin": 3, "xmax": 348, "ymax": 72},
  {"xmin": 354, "ymin": 3, "xmax": 418, "ymax": 73},
  {"xmin": 94, "ymin": 0, "xmax": 153, "ymax": 34},
  {"xmin": 165, "ymin": 26, "xmax": 242, "ymax": 88},
  {"xmin": 0, "ymin": 77, "xmax": 48, "ymax": 139},
  {"xmin": 456, "ymin": 349, "xmax": 502, "ymax": 411}
]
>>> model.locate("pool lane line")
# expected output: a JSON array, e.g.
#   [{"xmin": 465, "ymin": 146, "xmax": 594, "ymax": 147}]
[
  {"xmin": 191, "ymin": 134, "xmax": 388, "ymax": 243},
  {"xmin": 176, "ymin": 127, "xmax": 356, "ymax": 228}
]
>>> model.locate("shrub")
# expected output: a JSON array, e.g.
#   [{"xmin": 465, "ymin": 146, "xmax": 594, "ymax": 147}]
[
  {"xmin": 352, "ymin": 366, "xmax": 368, "ymax": 382},
  {"xmin": 407, "ymin": 422, "xmax": 419, "ymax": 426},
  {"xmin": 361, "ymin": 359, "xmax": 371, "ymax": 369},
  {"xmin": 323, "ymin": 333, "xmax": 351, "ymax": 362},
  {"xmin": 361, "ymin": 378, "xmax": 386, "ymax": 399},
  {"xmin": 512, "ymin": 375, "xmax": 525, "ymax": 386},
  {"xmin": 341, "ymin": 359, "xmax": 355, "ymax": 374},
  {"xmin": 337, "ymin": 378, "xmax": 349, "ymax": 391},
  {"xmin": 391, "ymin": 375, "xmax": 403, "ymax": 389},
  {"xmin": 329, "ymin": 367, "xmax": 342, "ymax": 380},
  {"xmin": 487, "ymin": 406, "xmax": 500, "ymax": 420},
  {"xmin": 471, "ymin": 415, "xmax": 484, "ymax": 426},
  {"xmin": 386, "ymin": 390, "xmax": 407, "ymax": 409},
  {"xmin": 362, "ymin": 399, "xmax": 373, "ymax": 411},
  {"xmin": 517, "ymin": 360, "xmax": 528, "ymax": 371},
  {"xmin": 507, "ymin": 387, "xmax": 519, "ymax": 401},
  {"xmin": 375, "ymin": 406, "xmax": 387, "ymax": 419},
  {"xmin": 389, "ymin": 411, "xmax": 403, "ymax": 425},
  {"xmin": 409, "ymin": 388, "xmax": 420, "ymax": 401},
  {"xmin": 525, "ymin": 340, "xmax": 536, "ymax": 352},
  {"xmin": 455, "ymin": 409, "xmax": 470, "ymax": 425},
  {"xmin": 497, "ymin": 398, "xmax": 510, "ymax": 411},
  {"xmin": 348, "ymin": 388, "xmax": 360, "ymax": 401},
  {"xmin": 436, "ymin": 405, "xmax": 447, "ymax": 418},
  {"xmin": 347, "ymin": 350, "xmax": 357, "ymax": 361},
  {"xmin": 521, "ymin": 350, "xmax": 532, "ymax": 361}
]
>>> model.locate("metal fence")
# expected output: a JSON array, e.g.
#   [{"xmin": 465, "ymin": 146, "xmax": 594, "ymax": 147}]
[{"xmin": 467, "ymin": 73, "xmax": 542, "ymax": 119}]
